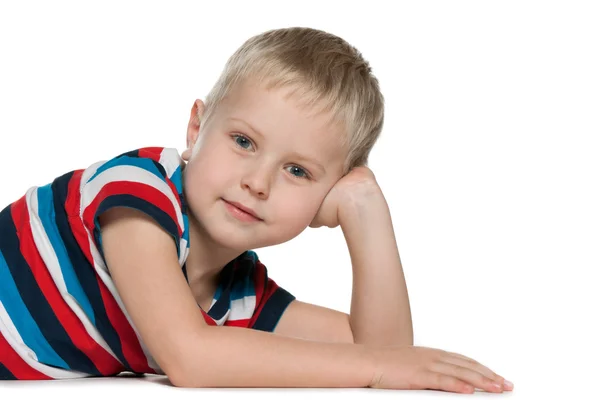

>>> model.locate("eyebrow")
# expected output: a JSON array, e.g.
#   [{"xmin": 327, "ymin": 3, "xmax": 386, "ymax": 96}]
[{"xmin": 228, "ymin": 117, "xmax": 326, "ymax": 174}]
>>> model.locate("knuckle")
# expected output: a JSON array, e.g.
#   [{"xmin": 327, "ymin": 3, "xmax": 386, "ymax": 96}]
[
  {"xmin": 448, "ymin": 376, "xmax": 465, "ymax": 392},
  {"xmin": 433, "ymin": 372, "xmax": 444, "ymax": 389},
  {"xmin": 450, "ymin": 364, "xmax": 463, "ymax": 376}
]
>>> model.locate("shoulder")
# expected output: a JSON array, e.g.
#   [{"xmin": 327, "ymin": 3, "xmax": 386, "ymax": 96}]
[
  {"xmin": 232, "ymin": 250, "xmax": 293, "ymax": 304},
  {"xmin": 82, "ymin": 147, "xmax": 184, "ymax": 191},
  {"xmin": 79, "ymin": 146, "xmax": 185, "ymax": 210},
  {"xmin": 76, "ymin": 147, "xmax": 189, "ymax": 261}
]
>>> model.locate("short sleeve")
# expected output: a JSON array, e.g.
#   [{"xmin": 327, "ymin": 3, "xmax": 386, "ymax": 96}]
[
  {"xmin": 78, "ymin": 147, "xmax": 188, "ymax": 263},
  {"xmin": 245, "ymin": 251, "xmax": 296, "ymax": 332}
]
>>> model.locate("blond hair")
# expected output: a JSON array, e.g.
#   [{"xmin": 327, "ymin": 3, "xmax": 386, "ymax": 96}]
[{"xmin": 200, "ymin": 27, "xmax": 384, "ymax": 176}]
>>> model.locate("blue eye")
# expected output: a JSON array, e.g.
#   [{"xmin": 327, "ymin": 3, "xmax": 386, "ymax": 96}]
[
  {"xmin": 231, "ymin": 133, "xmax": 311, "ymax": 180},
  {"xmin": 232, "ymin": 134, "xmax": 253, "ymax": 151},
  {"xmin": 286, "ymin": 165, "xmax": 310, "ymax": 180}
]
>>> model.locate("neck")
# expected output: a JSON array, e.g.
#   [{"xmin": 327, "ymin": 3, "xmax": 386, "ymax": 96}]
[{"xmin": 185, "ymin": 211, "xmax": 245, "ymax": 288}]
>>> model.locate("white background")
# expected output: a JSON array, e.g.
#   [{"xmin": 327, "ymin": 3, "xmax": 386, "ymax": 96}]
[{"xmin": 1, "ymin": 0, "xmax": 598, "ymax": 398}]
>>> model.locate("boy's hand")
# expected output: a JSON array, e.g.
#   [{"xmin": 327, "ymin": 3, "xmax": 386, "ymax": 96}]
[
  {"xmin": 309, "ymin": 166, "xmax": 381, "ymax": 228},
  {"xmin": 368, "ymin": 345, "xmax": 513, "ymax": 394}
]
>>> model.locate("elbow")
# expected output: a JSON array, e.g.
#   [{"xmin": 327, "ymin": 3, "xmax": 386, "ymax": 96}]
[
  {"xmin": 165, "ymin": 329, "xmax": 218, "ymax": 388},
  {"xmin": 165, "ymin": 351, "xmax": 214, "ymax": 388},
  {"xmin": 168, "ymin": 371, "xmax": 190, "ymax": 388},
  {"xmin": 167, "ymin": 362, "xmax": 209, "ymax": 388},
  {"xmin": 164, "ymin": 358, "xmax": 194, "ymax": 388}
]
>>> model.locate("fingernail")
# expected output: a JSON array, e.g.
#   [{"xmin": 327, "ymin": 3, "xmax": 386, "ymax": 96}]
[{"xmin": 503, "ymin": 380, "xmax": 514, "ymax": 390}]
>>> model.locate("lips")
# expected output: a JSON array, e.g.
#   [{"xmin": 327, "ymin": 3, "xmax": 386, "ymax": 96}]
[{"xmin": 223, "ymin": 199, "xmax": 262, "ymax": 220}]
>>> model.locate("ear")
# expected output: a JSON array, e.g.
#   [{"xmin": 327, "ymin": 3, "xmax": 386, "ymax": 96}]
[{"xmin": 182, "ymin": 99, "xmax": 205, "ymax": 161}]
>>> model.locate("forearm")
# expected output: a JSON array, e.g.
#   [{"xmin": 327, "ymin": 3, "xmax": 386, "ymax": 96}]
[
  {"xmin": 340, "ymin": 189, "xmax": 413, "ymax": 346},
  {"xmin": 174, "ymin": 325, "xmax": 376, "ymax": 388}
]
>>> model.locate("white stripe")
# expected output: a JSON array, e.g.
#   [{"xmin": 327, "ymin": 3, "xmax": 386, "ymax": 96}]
[
  {"xmin": 81, "ymin": 164, "xmax": 184, "ymax": 233},
  {"xmin": 25, "ymin": 187, "xmax": 122, "ymax": 364},
  {"xmin": 79, "ymin": 160, "xmax": 104, "ymax": 200},
  {"xmin": 0, "ymin": 302, "xmax": 91, "ymax": 379},
  {"xmin": 229, "ymin": 295, "xmax": 257, "ymax": 321},
  {"xmin": 179, "ymin": 238, "xmax": 189, "ymax": 266},
  {"xmin": 158, "ymin": 148, "xmax": 184, "ymax": 180}
]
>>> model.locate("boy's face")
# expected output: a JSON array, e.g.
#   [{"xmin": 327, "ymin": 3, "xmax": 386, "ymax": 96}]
[{"xmin": 182, "ymin": 79, "xmax": 347, "ymax": 251}]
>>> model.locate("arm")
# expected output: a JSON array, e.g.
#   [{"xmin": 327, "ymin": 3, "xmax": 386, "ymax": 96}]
[
  {"xmin": 274, "ymin": 189, "xmax": 412, "ymax": 347},
  {"xmin": 100, "ymin": 207, "xmax": 376, "ymax": 388},
  {"xmin": 274, "ymin": 173, "xmax": 412, "ymax": 347},
  {"xmin": 340, "ymin": 186, "xmax": 413, "ymax": 347}
]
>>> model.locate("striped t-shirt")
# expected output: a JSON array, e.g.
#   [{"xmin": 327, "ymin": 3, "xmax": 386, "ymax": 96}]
[{"xmin": 0, "ymin": 147, "xmax": 295, "ymax": 380}]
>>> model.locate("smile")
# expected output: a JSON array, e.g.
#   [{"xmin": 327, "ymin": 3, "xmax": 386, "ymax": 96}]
[{"xmin": 222, "ymin": 199, "xmax": 263, "ymax": 223}]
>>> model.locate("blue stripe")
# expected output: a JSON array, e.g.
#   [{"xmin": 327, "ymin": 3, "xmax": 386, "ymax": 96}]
[
  {"xmin": 0, "ymin": 249, "xmax": 67, "ymax": 369},
  {"xmin": 230, "ymin": 264, "xmax": 255, "ymax": 300},
  {"xmin": 181, "ymin": 212, "xmax": 189, "ymax": 247},
  {"xmin": 245, "ymin": 250, "xmax": 258, "ymax": 263},
  {"xmin": 170, "ymin": 165, "xmax": 183, "ymax": 194},
  {"xmin": 0, "ymin": 204, "xmax": 100, "ymax": 374},
  {"xmin": 87, "ymin": 155, "xmax": 167, "ymax": 186},
  {"xmin": 36, "ymin": 184, "xmax": 95, "ymax": 325},
  {"xmin": 51, "ymin": 172, "xmax": 131, "ymax": 370},
  {"xmin": 170, "ymin": 165, "xmax": 188, "ymax": 246}
]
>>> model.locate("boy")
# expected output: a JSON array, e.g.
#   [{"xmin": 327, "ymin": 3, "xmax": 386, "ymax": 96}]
[{"xmin": 0, "ymin": 27, "xmax": 512, "ymax": 393}]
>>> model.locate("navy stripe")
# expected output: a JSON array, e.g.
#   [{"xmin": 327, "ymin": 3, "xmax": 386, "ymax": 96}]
[
  {"xmin": 94, "ymin": 195, "xmax": 180, "ymax": 259},
  {"xmin": 0, "ymin": 363, "xmax": 17, "ymax": 380},
  {"xmin": 0, "ymin": 204, "xmax": 100, "ymax": 374},
  {"xmin": 117, "ymin": 149, "xmax": 141, "ymax": 159},
  {"xmin": 95, "ymin": 195, "xmax": 179, "ymax": 241},
  {"xmin": 51, "ymin": 172, "xmax": 131, "ymax": 370},
  {"xmin": 251, "ymin": 287, "xmax": 296, "ymax": 332},
  {"xmin": 206, "ymin": 262, "xmax": 235, "ymax": 320}
]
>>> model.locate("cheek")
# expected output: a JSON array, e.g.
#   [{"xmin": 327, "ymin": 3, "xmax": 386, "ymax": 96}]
[
  {"xmin": 186, "ymin": 148, "xmax": 231, "ymax": 193},
  {"xmin": 274, "ymin": 193, "xmax": 322, "ymax": 226}
]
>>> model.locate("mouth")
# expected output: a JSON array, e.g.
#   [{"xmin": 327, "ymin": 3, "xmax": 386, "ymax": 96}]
[{"xmin": 221, "ymin": 199, "xmax": 263, "ymax": 222}]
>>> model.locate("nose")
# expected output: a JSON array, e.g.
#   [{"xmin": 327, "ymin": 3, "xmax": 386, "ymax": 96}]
[{"xmin": 241, "ymin": 164, "xmax": 271, "ymax": 199}]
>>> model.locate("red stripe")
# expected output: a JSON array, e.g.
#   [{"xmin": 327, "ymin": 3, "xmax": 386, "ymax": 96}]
[
  {"xmin": 139, "ymin": 148, "xmax": 182, "ymax": 209},
  {"xmin": 96, "ymin": 276, "xmax": 151, "ymax": 372},
  {"xmin": 248, "ymin": 261, "xmax": 270, "ymax": 328},
  {"xmin": 138, "ymin": 147, "xmax": 163, "ymax": 163},
  {"xmin": 64, "ymin": 171, "xmax": 155, "ymax": 374},
  {"xmin": 224, "ymin": 319, "xmax": 251, "ymax": 328},
  {"xmin": 0, "ymin": 327, "xmax": 52, "ymax": 380},
  {"xmin": 10, "ymin": 196, "xmax": 123, "ymax": 376},
  {"xmin": 82, "ymin": 181, "xmax": 182, "ymax": 241},
  {"xmin": 165, "ymin": 178, "xmax": 182, "ymax": 208},
  {"xmin": 65, "ymin": 170, "xmax": 95, "ymax": 267},
  {"xmin": 200, "ymin": 310, "xmax": 217, "ymax": 326}
]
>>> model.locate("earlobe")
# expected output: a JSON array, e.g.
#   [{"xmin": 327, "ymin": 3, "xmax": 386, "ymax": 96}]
[{"xmin": 181, "ymin": 148, "xmax": 192, "ymax": 161}]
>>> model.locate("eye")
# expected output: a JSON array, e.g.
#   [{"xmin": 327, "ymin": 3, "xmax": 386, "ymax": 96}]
[
  {"xmin": 231, "ymin": 133, "xmax": 254, "ymax": 151},
  {"xmin": 286, "ymin": 165, "xmax": 311, "ymax": 180},
  {"xmin": 231, "ymin": 133, "xmax": 312, "ymax": 180}
]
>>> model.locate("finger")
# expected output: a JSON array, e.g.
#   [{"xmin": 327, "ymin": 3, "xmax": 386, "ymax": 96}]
[
  {"xmin": 430, "ymin": 362, "xmax": 504, "ymax": 393},
  {"xmin": 442, "ymin": 351, "xmax": 505, "ymax": 383},
  {"xmin": 421, "ymin": 371, "xmax": 474, "ymax": 394}
]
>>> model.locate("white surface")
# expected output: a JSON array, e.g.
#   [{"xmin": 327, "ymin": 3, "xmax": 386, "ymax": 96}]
[{"xmin": 1, "ymin": 0, "xmax": 598, "ymax": 397}]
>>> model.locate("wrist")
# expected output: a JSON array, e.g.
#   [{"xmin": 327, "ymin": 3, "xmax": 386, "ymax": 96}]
[
  {"xmin": 339, "ymin": 187, "xmax": 388, "ymax": 228},
  {"xmin": 354, "ymin": 342, "xmax": 381, "ymax": 388}
]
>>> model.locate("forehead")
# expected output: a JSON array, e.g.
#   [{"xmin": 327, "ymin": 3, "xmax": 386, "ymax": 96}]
[{"xmin": 217, "ymin": 79, "xmax": 347, "ymax": 172}]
